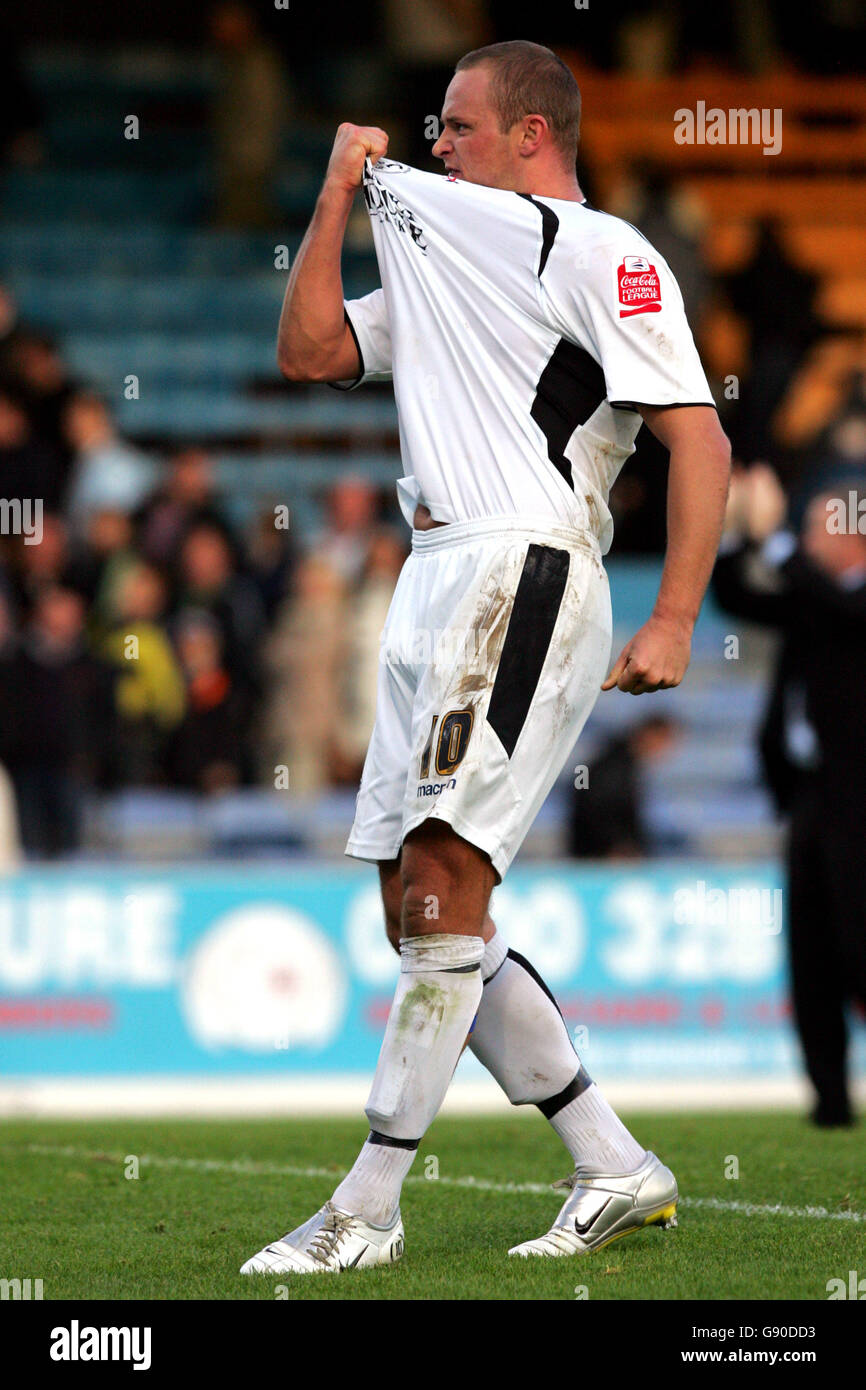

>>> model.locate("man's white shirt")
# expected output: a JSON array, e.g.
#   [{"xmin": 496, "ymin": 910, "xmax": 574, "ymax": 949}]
[{"xmin": 339, "ymin": 158, "xmax": 714, "ymax": 554}]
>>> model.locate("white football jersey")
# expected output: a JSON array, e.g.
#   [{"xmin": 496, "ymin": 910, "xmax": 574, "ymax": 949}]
[{"xmin": 339, "ymin": 159, "xmax": 715, "ymax": 553}]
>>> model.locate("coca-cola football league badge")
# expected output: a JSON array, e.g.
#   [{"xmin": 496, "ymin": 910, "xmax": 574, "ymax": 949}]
[{"xmin": 617, "ymin": 255, "xmax": 662, "ymax": 318}]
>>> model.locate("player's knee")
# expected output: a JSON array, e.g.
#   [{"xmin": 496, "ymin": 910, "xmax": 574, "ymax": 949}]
[
  {"xmin": 401, "ymin": 884, "xmax": 453, "ymax": 936},
  {"xmin": 401, "ymin": 822, "xmax": 494, "ymax": 935},
  {"xmin": 401, "ymin": 853, "xmax": 458, "ymax": 933}
]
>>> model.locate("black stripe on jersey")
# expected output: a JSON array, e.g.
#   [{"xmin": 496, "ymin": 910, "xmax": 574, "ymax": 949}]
[
  {"xmin": 531, "ymin": 339, "xmax": 607, "ymax": 491},
  {"xmin": 610, "ymin": 398, "xmax": 718, "ymax": 411},
  {"xmin": 486, "ymin": 543, "xmax": 569, "ymax": 759},
  {"xmin": 518, "ymin": 193, "xmax": 559, "ymax": 277},
  {"xmin": 327, "ymin": 308, "xmax": 365, "ymax": 393}
]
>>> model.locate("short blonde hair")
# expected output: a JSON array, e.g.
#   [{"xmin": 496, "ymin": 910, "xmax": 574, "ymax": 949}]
[{"xmin": 455, "ymin": 40, "xmax": 581, "ymax": 162}]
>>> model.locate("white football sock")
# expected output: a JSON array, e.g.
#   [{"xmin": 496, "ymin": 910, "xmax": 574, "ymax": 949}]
[
  {"xmin": 471, "ymin": 935, "xmax": 580, "ymax": 1103},
  {"xmin": 333, "ymin": 932, "xmax": 484, "ymax": 1226},
  {"xmin": 471, "ymin": 930, "xmax": 645, "ymax": 1175},
  {"xmin": 479, "ymin": 927, "xmax": 507, "ymax": 982},
  {"xmin": 331, "ymin": 1135, "xmax": 417, "ymax": 1228},
  {"xmin": 548, "ymin": 1084, "xmax": 646, "ymax": 1174}
]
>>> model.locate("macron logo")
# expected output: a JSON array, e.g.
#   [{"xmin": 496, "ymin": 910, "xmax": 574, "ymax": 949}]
[
  {"xmin": 50, "ymin": 1321, "xmax": 152, "ymax": 1371},
  {"xmin": 416, "ymin": 779, "xmax": 457, "ymax": 797}
]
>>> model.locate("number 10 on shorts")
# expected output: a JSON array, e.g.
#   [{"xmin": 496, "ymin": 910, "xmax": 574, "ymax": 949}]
[{"xmin": 419, "ymin": 709, "xmax": 474, "ymax": 779}]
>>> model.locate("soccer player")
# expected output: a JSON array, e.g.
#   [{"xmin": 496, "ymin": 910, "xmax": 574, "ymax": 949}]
[{"xmin": 242, "ymin": 40, "xmax": 731, "ymax": 1275}]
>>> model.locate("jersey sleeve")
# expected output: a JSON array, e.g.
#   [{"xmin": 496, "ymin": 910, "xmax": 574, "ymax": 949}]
[
  {"xmin": 329, "ymin": 288, "xmax": 393, "ymax": 391},
  {"xmin": 553, "ymin": 236, "xmax": 715, "ymax": 411}
]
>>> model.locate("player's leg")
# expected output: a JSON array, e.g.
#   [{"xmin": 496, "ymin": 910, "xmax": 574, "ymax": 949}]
[
  {"xmin": 471, "ymin": 940, "xmax": 647, "ymax": 1173},
  {"xmin": 398, "ymin": 528, "xmax": 676, "ymax": 1255},
  {"xmin": 483, "ymin": 931, "xmax": 678, "ymax": 1256},
  {"xmin": 373, "ymin": 866, "xmax": 674, "ymax": 1260},
  {"xmin": 242, "ymin": 827, "xmax": 492, "ymax": 1275},
  {"xmin": 329, "ymin": 820, "xmax": 492, "ymax": 1228},
  {"xmin": 380, "ymin": 860, "xmax": 647, "ymax": 1175},
  {"xmin": 241, "ymin": 553, "xmax": 422, "ymax": 1276}
]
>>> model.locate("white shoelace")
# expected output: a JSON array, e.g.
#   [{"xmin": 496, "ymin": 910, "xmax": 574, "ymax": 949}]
[{"xmin": 307, "ymin": 1203, "xmax": 353, "ymax": 1265}]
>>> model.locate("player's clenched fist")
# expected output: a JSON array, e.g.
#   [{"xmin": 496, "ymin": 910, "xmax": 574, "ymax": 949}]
[
  {"xmin": 325, "ymin": 123, "xmax": 389, "ymax": 195},
  {"xmin": 602, "ymin": 612, "xmax": 692, "ymax": 696}
]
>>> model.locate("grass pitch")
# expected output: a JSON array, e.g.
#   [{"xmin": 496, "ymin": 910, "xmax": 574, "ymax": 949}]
[{"xmin": 1, "ymin": 1111, "xmax": 862, "ymax": 1300}]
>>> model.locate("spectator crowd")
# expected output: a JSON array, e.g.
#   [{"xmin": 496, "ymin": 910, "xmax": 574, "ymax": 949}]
[{"xmin": 0, "ymin": 292, "xmax": 407, "ymax": 858}]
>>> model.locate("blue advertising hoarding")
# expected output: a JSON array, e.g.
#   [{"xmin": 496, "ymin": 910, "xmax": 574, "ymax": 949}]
[{"xmin": 0, "ymin": 862, "xmax": 861, "ymax": 1083}]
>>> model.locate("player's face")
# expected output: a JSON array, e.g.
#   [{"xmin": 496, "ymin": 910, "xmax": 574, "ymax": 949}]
[{"xmin": 432, "ymin": 67, "xmax": 523, "ymax": 190}]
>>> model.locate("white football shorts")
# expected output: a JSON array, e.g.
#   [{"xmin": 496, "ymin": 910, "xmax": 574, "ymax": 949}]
[{"xmin": 345, "ymin": 516, "xmax": 612, "ymax": 880}]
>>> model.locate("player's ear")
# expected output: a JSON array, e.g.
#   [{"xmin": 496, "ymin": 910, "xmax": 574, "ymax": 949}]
[{"xmin": 518, "ymin": 114, "xmax": 549, "ymax": 157}]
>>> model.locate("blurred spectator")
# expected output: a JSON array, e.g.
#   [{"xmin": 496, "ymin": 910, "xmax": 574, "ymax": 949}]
[
  {"xmin": 0, "ymin": 24, "xmax": 44, "ymax": 167},
  {"xmin": 722, "ymin": 221, "xmax": 821, "ymax": 461},
  {"xmin": 136, "ymin": 448, "xmax": 226, "ymax": 568},
  {"xmin": 134, "ymin": 450, "xmax": 225, "ymax": 569},
  {"xmin": 314, "ymin": 474, "xmax": 379, "ymax": 586},
  {"xmin": 175, "ymin": 520, "xmax": 266, "ymax": 695},
  {"xmin": 244, "ymin": 504, "xmax": 298, "ymax": 621},
  {"xmin": 0, "ymin": 387, "xmax": 66, "ymax": 513},
  {"xmin": 607, "ymin": 468, "xmax": 666, "ymax": 555},
  {"xmin": 713, "ymin": 465, "xmax": 866, "ymax": 1126},
  {"xmin": 2, "ymin": 586, "xmax": 113, "ymax": 856},
  {"xmin": 1, "ymin": 331, "xmax": 77, "ymax": 496},
  {"xmin": 209, "ymin": 0, "xmax": 290, "ymax": 227},
  {"xmin": 568, "ymin": 715, "xmax": 681, "ymax": 859},
  {"xmin": 260, "ymin": 553, "xmax": 346, "ymax": 795},
  {"xmin": 336, "ymin": 526, "xmax": 407, "ymax": 779},
  {"xmin": 616, "ymin": 7, "xmax": 678, "ymax": 76},
  {"xmin": 10, "ymin": 511, "xmax": 74, "ymax": 612},
  {"xmin": 63, "ymin": 392, "xmax": 156, "ymax": 536},
  {"xmin": 100, "ymin": 561, "xmax": 186, "ymax": 786},
  {"xmin": 771, "ymin": 0, "xmax": 866, "ymax": 75},
  {"xmin": 804, "ymin": 369, "xmax": 866, "ymax": 483},
  {"xmin": 167, "ymin": 609, "xmax": 252, "ymax": 794},
  {"xmin": 384, "ymin": 0, "xmax": 488, "ymax": 169},
  {"xmin": 68, "ymin": 508, "xmax": 139, "ymax": 623},
  {"xmin": 0, "ymin": 283, "xmax": 18, "ymax": 343}
]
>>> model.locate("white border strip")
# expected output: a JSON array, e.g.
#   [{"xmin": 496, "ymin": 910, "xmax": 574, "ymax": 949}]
[{"xmin": 0, "ymin": 1074, "xmax": 849, "ymax": 1117}]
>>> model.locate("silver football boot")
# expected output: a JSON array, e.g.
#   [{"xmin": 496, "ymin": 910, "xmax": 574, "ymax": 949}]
[
  {"xmin": 240, "ymin": 1200, "xmax": 405, "ymax": 1275},
  {"xmin": 509, "ymin": 1151, "xmax": 678, "ymax": 1258}
]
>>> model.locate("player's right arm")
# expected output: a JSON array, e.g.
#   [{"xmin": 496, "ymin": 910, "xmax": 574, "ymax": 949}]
[{"xmin": 276, "ymin": 123, "xmax": 389, "ymax": 382}]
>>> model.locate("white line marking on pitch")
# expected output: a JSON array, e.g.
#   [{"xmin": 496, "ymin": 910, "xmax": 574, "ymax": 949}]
[{"xmin": 20, "ymin": 1143, "xmax": 866, "ymax": 1224}]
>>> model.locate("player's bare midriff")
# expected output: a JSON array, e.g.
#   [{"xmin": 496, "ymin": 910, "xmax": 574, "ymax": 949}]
[{"xmin": 413, "ymin": 503, "xmax": 448, "ymax": 530}]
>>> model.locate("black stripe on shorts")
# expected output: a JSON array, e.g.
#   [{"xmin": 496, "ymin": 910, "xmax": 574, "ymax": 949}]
[{"xmin": 486, "ymin": 543, "xmax": 570, "ymax": 759}]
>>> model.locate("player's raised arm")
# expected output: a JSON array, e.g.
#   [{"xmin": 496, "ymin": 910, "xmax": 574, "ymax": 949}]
[
  {"xmin": 276, "ymin": 123, "xmax": 388, "ymax": 382},
  {"xmin": 602, "ymin": 404, "xmax": 731, "ymax": 695}
]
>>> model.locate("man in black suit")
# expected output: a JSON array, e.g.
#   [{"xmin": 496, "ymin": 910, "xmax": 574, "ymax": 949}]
[{"xmin": 713, "ymin": 466, "xmax": 866, "ymax": 1126}]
